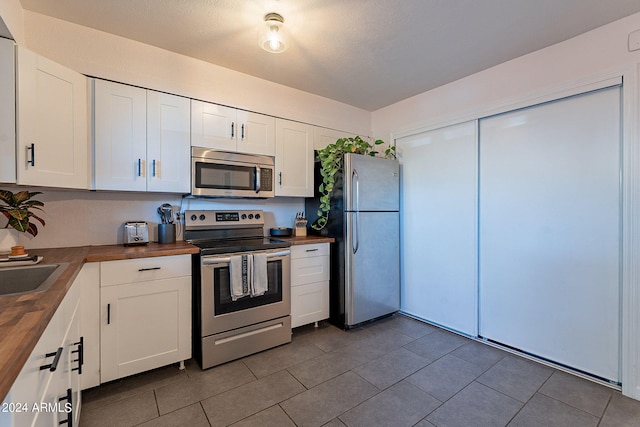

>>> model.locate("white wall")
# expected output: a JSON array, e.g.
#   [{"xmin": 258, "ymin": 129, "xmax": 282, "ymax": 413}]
[
  {"xmin": 372, "ymin": 12, "xmax": 640, "ymax": 141},
  {"xmin": 21, "ymin": 11, "xmax": 371, "ymax": 137}
]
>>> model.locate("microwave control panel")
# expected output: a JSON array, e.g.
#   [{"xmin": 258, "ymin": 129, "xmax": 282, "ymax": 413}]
[{"xmin": 260, "ymin": 168, "xmax": 273, "ymax": 191}]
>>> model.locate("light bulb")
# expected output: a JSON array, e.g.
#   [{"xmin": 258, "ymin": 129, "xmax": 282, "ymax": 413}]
[
  {"xmin": 269, "ymin": 26, "xmax": 280, "ymax": 51},
  {"xmin": 259, "ymin": 12, "xmax": 288, "ymax": 53}
]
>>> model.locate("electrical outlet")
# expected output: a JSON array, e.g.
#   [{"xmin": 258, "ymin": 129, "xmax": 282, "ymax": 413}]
[
  {"xmin": 175, "ymin": 211, "xmax": 183, "ymax": 222},
  {"xmin": 629, "ymin": 29, "xmax": 640, "ymax": 52}
]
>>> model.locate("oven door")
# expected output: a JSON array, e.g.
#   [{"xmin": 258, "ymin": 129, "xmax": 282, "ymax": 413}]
[{"xmin": 200, "ymin": 249, "xmax": 290, "ymax": 336}]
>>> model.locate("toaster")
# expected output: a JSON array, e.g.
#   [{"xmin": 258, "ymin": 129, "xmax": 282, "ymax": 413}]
[{"xmin": 123, "ymin": 221, "xmax": 149, "ymax": 246}]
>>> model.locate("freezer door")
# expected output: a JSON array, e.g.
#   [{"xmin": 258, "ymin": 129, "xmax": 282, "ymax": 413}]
[
  {"xmin": 345, "ymin": 211, "xmax": 400, "ymax": 326},
  {"xmin": 344, "ymin": 153, "xmax": 399, "ymax": 212}
]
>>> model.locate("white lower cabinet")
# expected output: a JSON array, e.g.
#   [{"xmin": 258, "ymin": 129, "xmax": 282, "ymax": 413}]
[
  {"xmin": 1, "ymin": 266, "xmax": 83, "ymax": 427},
  {"xmin": 290, "ymin": 243, "xmax": 330, "ymax": 328},
  {"xmin": 99, "ymin": 255, "xmax": 191, "ymax": 383}
]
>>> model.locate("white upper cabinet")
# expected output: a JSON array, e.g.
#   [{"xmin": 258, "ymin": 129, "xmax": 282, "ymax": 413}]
[
  {"xmin": 146, "ymin": 91, "xmax": 191, "ymax": 193},
  {"xmin": 314, "ymin": 126, "xmax": 350, "ymax": 151},
  {"xmin": 16, "ymin": 46, "xmax": 88, "ymax": 189},
  {"xmin": 93, "ymin": 80, "xmax": 147, "ymax": 191},
  {"xmin": 275, "ymin": 119, "xmax": 314, "ymax": 197},
  {"xmin": 93, "ymin": 79, "xmax": 190, "ymax": 192},
  {"xmin": 191, "ymin": 100, "xmax": 275, "ymax": 156},
  {"xmin": 0, "ymin": 38, "xmax": 15, "ymax": 184}
]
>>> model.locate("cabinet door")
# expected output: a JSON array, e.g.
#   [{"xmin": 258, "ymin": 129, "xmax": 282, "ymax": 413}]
[
  {"xmin": 101, "ymin": 276, "xmax": 191, "ymax": 382},
  {"xmin": 0, "ymin": 38, "xmax": 15, "ymax": 183},
  {"xmin": 236, "ymin": 111, "xmax": 275, "ymax": 156},
  {"xmin": 16, "ymin": 46, "xmax": 88, "ymax": 189},
  {"xmin": 79, "ymin": 263, "xmax": 100, "ymax": 390},
  {"xmin": 291, "ymin": 282, "xmax": 329, "ymax": 328},
  {"xmin": 191, "ymin": 100, "xmax": 236, "ymax": 151},
  {"xmin": 275, "ymin": 119, "xmax": 314, "ymax": 197},
  {"xmin": 147, "ymin": 91, "xmax": 191, "ymax": 193},
  {"xmin": 93, "ymin": 80, "xmax": 147, "ymax": 191},
  {"xmin": 65, "ymin": 291, "xmax": 82, "ymax": 426},
  {"xmin": 313, "ymin": 126, "xmax": 350, "ymax": 151}
]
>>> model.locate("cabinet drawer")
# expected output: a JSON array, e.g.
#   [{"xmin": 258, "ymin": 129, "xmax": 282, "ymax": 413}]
[
  {"xmin": 291, "ymin": 281, "xmax": 329, "ymax": 328},
  {"xmin": 291, "ymin": 255, "xmax": 329, "ymax": 286},
  {"xmin": 100, "ymin": 254, "xmax": 191, "ymax": 287},
  {"xmin": 291, "ymin": 243, "xmax": 329, "ymax": 259}
]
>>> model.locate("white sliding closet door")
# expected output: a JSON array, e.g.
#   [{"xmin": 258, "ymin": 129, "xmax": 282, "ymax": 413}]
[
  {"xmin": 399, "ymin": 121, "xmax": 478, "ymax": 335},
  {"xmin": 479, "ymin": 86, "xmax": 621, "ymax": 382}
]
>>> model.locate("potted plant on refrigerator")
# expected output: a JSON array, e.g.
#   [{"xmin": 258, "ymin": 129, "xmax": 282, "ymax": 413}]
[
  {"xmin": 0, "ymin": 189, "xmax": 46, "ymax": 253},
  {"xmin": 312, "ymin": 136, "xmax": 395, "ymax": 231}
]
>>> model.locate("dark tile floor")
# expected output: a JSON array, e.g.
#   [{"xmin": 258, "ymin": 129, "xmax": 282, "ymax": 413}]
[{"xmin": 79, "ymin": 314, "xmax": 640, "ymax": 427}]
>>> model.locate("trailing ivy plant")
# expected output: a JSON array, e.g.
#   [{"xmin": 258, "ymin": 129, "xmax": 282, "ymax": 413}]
[
  {"xmin": 312, "ymin": 136, "xmax": 396, "ymax": 231},
  {"xmin": 0, "ymin": 190, "xmax": 46, "ymax": 237}
]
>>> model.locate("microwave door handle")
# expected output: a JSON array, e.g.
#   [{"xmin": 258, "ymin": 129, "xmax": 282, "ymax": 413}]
[{"xmin": 255, "ymin": 166, "xmax": 261, "ymax": 193}]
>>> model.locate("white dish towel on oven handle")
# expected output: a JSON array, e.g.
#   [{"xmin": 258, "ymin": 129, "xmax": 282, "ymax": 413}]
[
  {"xmin": 230, "ymin": 254, "xmax": 252, "ymax": 301},
  {"xmin": 252, "ymin": 253, "xmax": 268, "ymax": 297}
]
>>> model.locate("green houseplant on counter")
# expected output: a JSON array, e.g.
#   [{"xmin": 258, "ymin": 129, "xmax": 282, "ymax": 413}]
[
  {"xmin": 0, "ymin": 190, "xmax": 46, "ymax": 253},
  {"xmin": 312, "ymin": 136, "xmax": 396, "ymax": 231}
]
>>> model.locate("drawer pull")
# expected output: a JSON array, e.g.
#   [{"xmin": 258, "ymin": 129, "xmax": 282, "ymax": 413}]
[
  {"xmin": 72, "ymin": 336, "xmax": 84, "ymax": 375},
  {"xmin": 40, "ymin": 347, "xmax": 63, "ymax": 372},
  {"xmin": 107, "ymin": 303, "xmax": 111, "ymax": 325},
  {"xmin": 305, "ymin": 248, "xmax": 319, "ymax": 252},
  {"xmin": 27, "ymin": 143, "xmax": 35, "ymax": 166},
  {"xmin": 138, "ymin": 267, "xmax": 161, "ymax": 272},
  {"xmin": 58, "ymin": 387, "xmax": 72, "ymax": 426}
]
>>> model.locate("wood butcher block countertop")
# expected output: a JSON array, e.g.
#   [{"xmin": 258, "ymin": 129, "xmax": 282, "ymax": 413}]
[
  {"xmin": 0, "ymin": 241, "xmax": 199, "ymax": 402},
  {"xmin": 271, "ymin": 235, "xmax": 335, "ymax": 245}
]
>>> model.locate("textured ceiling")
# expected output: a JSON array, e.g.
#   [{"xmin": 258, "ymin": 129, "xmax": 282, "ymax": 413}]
[{"xmin": 18, "ymin": 0, "xmax": 640, "ymax": 111}]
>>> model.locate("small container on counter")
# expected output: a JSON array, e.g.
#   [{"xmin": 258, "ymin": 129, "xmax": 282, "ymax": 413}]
[{"xmin": 158, "ymin": 223, "xmax": 176, "ymax": 244}]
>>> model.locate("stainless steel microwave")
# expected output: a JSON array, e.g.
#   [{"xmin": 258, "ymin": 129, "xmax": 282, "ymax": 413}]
[{"xmin": 191, "ymin": 147, "xmax": 275, "ymax": 198}]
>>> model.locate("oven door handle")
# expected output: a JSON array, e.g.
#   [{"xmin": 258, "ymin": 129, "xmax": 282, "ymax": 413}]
[
  {"xmin": 202, "ymin": 249, "xmax": 290, "ymax": 265},
  {"xmin": 266, "ymin": 250, "xmax": 290, "ymax": 258},
  {"xmin": 202, "ymin": 258, "xmax": 231, "ymax": 265}
]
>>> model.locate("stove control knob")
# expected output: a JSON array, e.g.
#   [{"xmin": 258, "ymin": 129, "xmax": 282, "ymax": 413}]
[
  {"xmin": 255, "ymin": 213, "xmax": 261, "ymax": 219},
  {"xmin": 241, "ymin": 214, "xmax": 247, "ymax": 220},
  {"xmin": 190, "ymin": 214, "xmax": 197, "ymax": 221},
  {"xmin": 199, "ymin": 214, "xmax": 206, "ymax": 221},
  {"xmin": 248, "ymin": 213, "xmax": 254, "ymax": 219}
]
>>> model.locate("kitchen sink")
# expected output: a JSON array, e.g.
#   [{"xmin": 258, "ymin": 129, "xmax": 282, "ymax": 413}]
[{"xmin": 0, "ymin": 263, "xmax": 68, "ymax": 296}]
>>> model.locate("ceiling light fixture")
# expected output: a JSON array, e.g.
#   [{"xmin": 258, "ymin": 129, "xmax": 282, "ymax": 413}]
[{"xmin": 259, "ymin": 12, "xmax": 289, "ymax": 53}]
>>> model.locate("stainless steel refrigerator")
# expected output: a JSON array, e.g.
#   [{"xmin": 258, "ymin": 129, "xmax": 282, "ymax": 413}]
[{"xmin": 306, "ymin": 153, "xmax": 400, "ymax": 329}]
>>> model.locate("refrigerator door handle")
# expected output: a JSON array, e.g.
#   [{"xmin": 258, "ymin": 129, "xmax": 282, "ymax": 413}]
[
  {"xmin": 352, "ymin": 169, "xmax": 360, "ymax": 254},
  {"xmin": 352, "ymin": 168, "xmax": 360, "ymax": 211}
]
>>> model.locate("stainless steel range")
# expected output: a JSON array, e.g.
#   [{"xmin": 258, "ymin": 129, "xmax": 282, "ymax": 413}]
[{"xmin": 185, "ymin": 210, "xmax": 292, "ymax": 369}]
